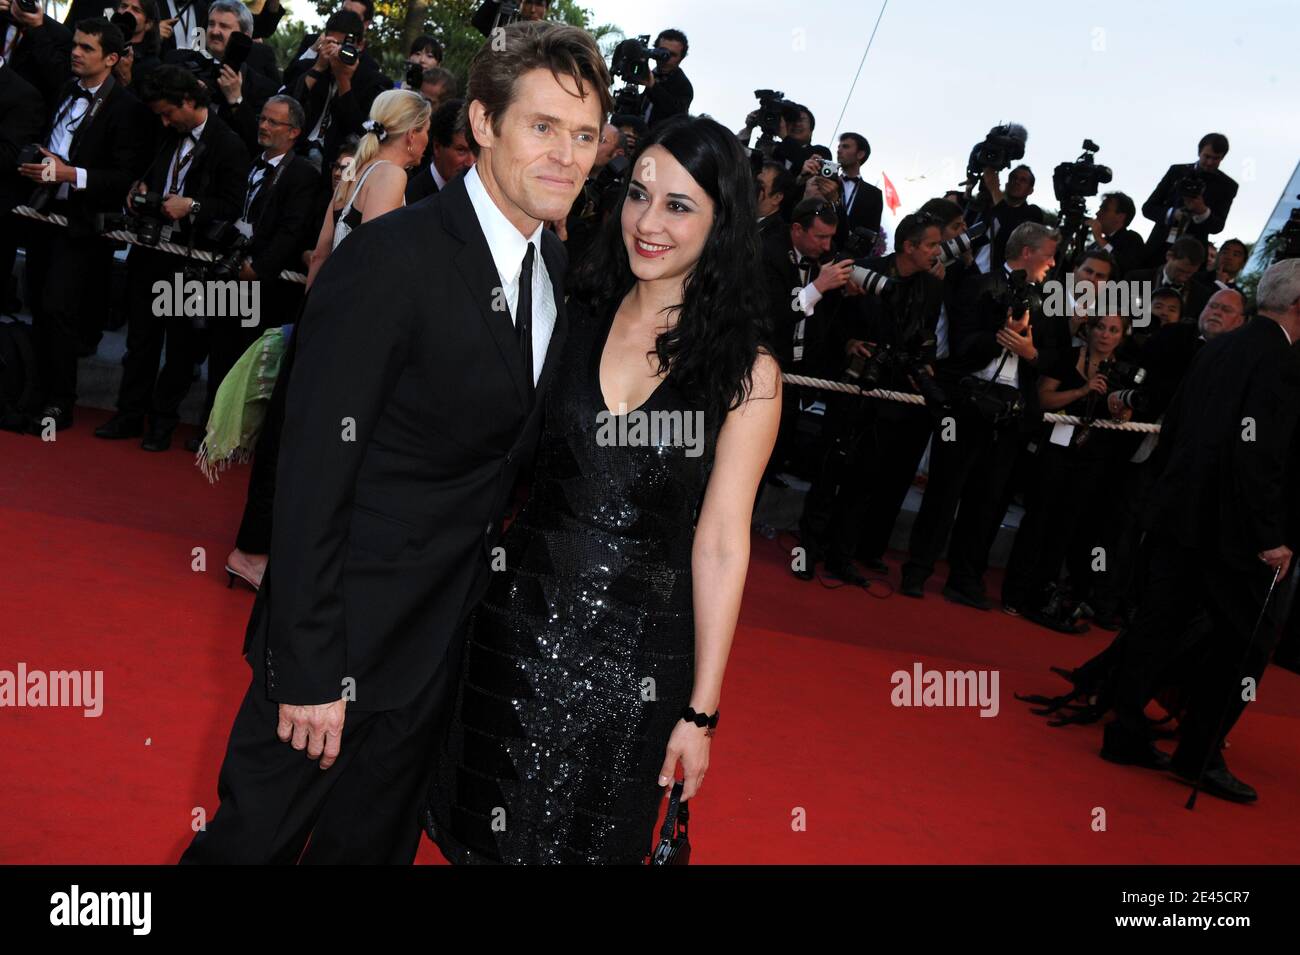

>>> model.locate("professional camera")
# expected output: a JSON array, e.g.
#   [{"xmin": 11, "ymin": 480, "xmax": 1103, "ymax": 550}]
[
  {"xmin": 1176, "ymin": 173, "xmax": 1206, "ymax": 199},
  {"xmin": 338, "ymin": 33, "xmax": 360, "ymax": 67},
  {"xmin": 173, "ymin": 30, "xmax": 253, "ymax": 88},
  {"xmin": 110, "ymin": 10, "xmax": 137, "ymax": 38},
  {"xmin": 966, "ymin": 123, "xmax": 1028, "ymax": 180},
  {"xmin": 1273, "ymin": 196, "xmax": 1300, "ymax": 262},
  {"xmin": 1052, "ymin": 139, "xmax": 1112, "ymax": 203},
  {"xmin": 14, "ymin": 0, "xmax": 40, "ymax": 13},
  {"xmin": 610, "ymin": 34, "xmax": 670, "ymax": 85},
  {"xmin": 15, "ymin": 143, "xmax": 43, "ymax": 167},
  {"xmin": 405, "ymin": 62, "xmax": 423, "ymax": 90},
  {"xmin": 938, "ymin": 221, "xmax": 987, "ymax": 266},
  {"xmin": 1100, "ymin": 358, "xmax": 1149, "ymax": 417},
  {"xmin": 993, "ymin": 268, "xmax": 1042, "ymax": 320},
  {"xmin": 202, "ymin": 221, "xmax": 253, "ymax": 282},
  {"xmin": 125, "ymin": 191, "xmax": 169, "ymax": 246}
]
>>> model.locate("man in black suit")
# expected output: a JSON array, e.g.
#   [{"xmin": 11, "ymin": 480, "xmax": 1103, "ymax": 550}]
[
  {"xmin": 641, "ymin": 28, "xmax": 692, "ymax": 128},
  {"xmin": 92, "ymin": 65, "xmax": 248, "ymax": 451},
  {"xmin": 901, "ymin": 221, "xmax": 1061, "ymax": 605},
  {"xmin": 828, "ymin": 132, "xmax": 883, "ymax": 245},
  {"xmin": 1140, "ymin": 132, "xmax": 1238, "ymax": 268},
  {"xmin": 754, "ymin": 158, "xmax": 794, "ymax": 240},
  {"xmin": 970, "ymin": 163, "xmax": 1045, "ymax": 273},
  {"xmin": 190, "ymin": 92, "xmax": 317, "ymax": 443},
  {"xmin": 286, "ymin": 8, "xmax": 389, "ymax": 167},
  {"xmin": 470, "ymin": 0, "xmax": 548, "ymax": 36},
  {"xmin": 163, "ymin": 0, "xmax": 275, "ymax": 154},
  {"xmin": 1125, "ymin": 235, "xmax": 1209, "ymax": 340},
  {"xmin": 403, "ymin": 96, "xmax": 472, "ymax": 205},
  {"xmin": 180, "ymin": 20, "xmax": 612, "ymax": 865},
  {"xmin": 1102, "ymin": 260, "xmax": 1300, "ymax": 803},
  {"xmin": 17, "ymin": 18, "xmax": 150, "ymax": 433},
  {"xmin": 1083, "ymin": 191, "xmax": 1144, "ymax": 278},
  {"xmin": 0, "ymin": 0, "xmax": 73, "ymax": 111},
  {"xmin": 0, "ymin": 53, "xmax": 43, "ymax": 306}
]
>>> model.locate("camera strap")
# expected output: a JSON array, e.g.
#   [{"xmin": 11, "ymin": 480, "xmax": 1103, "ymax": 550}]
[{"xmin": 64, "ymin": 75, "xmax": 116, "ymax": 163}]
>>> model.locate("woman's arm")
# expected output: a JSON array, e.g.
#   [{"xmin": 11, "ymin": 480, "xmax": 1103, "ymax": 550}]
[
  {"xmin": 658, "ymin": 352, "xmax": 781, "ymax": 800},
  {"xmin": 359, "ymin": 164, "xmax": 407, "ymax": 224},
  {"xmin": 304, "ymin": 197, "xmax": 337, "ymax": 290},
  {"xmin": 1038, "ymin": 374, "xmax": 1085, "ymax": 411}
]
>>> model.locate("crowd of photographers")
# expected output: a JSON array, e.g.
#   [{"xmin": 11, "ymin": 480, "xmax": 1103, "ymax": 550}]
[{"xmin": 1, "ymin": 0, "xmax": 1297, "ymax": 663}]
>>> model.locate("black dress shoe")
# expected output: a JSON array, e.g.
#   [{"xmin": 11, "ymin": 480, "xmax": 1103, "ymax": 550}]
[
  {"xmin": 942, "ymin": 583, "xmax": 990, "ymax": 611},
  {"xmin": 141, "ymin": 422, "xmax": 174, "ymax": 452},
  {"xmin": 825, "ymin": 560, "xmax": 870, "ymax": 588},
  {"xmin": 861, "ymin": 556, "xmax": 889, "ymax": 574},
  {"xmin": 27, "ymin": 404, "xmax": 72, "ymax": 433},
  {"xmin": 899, "ymin": 576, "xmax": 925, "ymax": 598},
  {"xmin": 1100, "ymin": 722, "xmax": 1171, "ymax": 770},
  {"xmin": 94, "ymin": 413, "xmax": 145, "ymax": 439},
  {"xmin": 1170, "ymin": 759, "xmax": 1258, "ymax": 803}
]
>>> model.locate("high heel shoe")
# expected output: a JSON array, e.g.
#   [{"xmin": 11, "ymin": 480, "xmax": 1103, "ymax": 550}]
[{"xmin": 225, "ymin": 565, "xmax": 262, "ymax": 592}]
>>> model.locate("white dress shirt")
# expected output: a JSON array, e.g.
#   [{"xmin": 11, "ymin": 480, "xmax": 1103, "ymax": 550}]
[
  {"xmin": 428, "ymin": 160, "xmax": 448, "ymax": 192},
  {"xmin": 974, "ymin": 265, "xmax": 1021, "ymax": 387},
  {"xmin": 163, "ymin": 119, "xmax": 206, "ymax": 196},
  {"xmin": 47, "ymin": 80, "xmax": 103, "ymax": 198},
  {"xmin": 463, "ymin": 164, "xmax": 556, "ymax": 386}
]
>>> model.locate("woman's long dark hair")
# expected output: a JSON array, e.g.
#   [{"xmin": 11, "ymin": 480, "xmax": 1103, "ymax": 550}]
[{"xmin": 569, "ymin": 114, "xmax": 767, "ymax": 424}]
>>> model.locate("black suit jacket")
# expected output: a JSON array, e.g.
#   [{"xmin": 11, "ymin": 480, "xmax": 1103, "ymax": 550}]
[
  {"xmin": 403, "ymin": 163, "xmax": 439, "ymax": 205},
  {"xmin": 946, "ymin": 266, "xmax": 1056, "ymax": 430},
  {"xmin": 1141, "ymin": 161, "xmax": 1238, "ymax": 264},
  {"xmin": 162, "ymin": 49, "xmax": 274, "ymax": 156},
  {"xmin": 243, "ymin": 151, "xmax": 320, "ymax": 285},
  {"xmin": 1125, "ymin": 266, "xmax": 1211, "ymax": 332},
  {"xmin": 834, "ymin": 176, "xmax": 883, "ymax": 248},
  {"xmin": 31, "ymin": 75, "xmax": 152, "ymax": 236},
  {"xmin": 644, "ymin": 67, "xmax": 693, "ymax": 127},
  {"xmin": 139, "ymin": 110, "xmax": 249, "ymax": 245},
  {"xmin": 827, "ymin": 253, "xmax": 943, "ymax": 387},
  {"xmin": 1149, "ymin": 317, "xmax": 1300, "ymax": 562},
  {"xmin": 244, "ymin": 172, "xmax": 571, "ymax": 710},
  {"xmin": 287, "ymin": 46, "xmax": 389, "ymax": 164},
  {"xmin": 4, "ymin": 16, "xmax": 72, "ymax": 113},
  {"xmin": 759, "ymin": 224, "xmax": 837, "ymax": 374},
  {"xmin": 1088, "ymin": 226, "xmax": 1144, "ymax": 278},
  {"xmin": 0, "ymin": 62, "xmax": 44, "ymax": 210}
]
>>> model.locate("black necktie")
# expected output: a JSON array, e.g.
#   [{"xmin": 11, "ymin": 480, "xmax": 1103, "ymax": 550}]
[{"xmin": 517, "ymin": 243, "xmax": 535, "ymax": 393}]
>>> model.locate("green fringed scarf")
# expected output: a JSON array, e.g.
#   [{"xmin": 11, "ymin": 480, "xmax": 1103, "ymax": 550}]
[{"xmin": 195, "ymin": 326, "xmax": 286, "ymax": 482}]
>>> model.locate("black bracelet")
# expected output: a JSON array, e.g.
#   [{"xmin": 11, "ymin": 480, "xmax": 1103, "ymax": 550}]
[{"xmin": 681, "ymin": 705, "xmax": 720, "ymax": 731}]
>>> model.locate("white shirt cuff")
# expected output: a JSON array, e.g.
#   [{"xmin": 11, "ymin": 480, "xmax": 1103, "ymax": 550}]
[
  {"xmin": 73, "ymin": 167, "xmax": 88, "ymax": 191},
  {"xmin": 799, "ymin": 283, "xmax": 822, "ymax": 315},
  {"xmin": 1192, "ymin": 208, "xmax": 1211, "ymax": 224}
]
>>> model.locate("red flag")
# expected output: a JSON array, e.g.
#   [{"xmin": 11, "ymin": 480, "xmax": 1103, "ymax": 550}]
[{"xmin": 881, "ymin": 171, "xmax": 901, "ymax": 215}]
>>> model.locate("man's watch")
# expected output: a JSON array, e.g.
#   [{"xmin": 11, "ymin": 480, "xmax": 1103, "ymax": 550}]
[
  {"xmin": 231, "ymin": 95, "xmax": 243, "ymax": 106},
  {"xmin": 189, "ymin": 200, "xmax": 202, "ymax": 218}
]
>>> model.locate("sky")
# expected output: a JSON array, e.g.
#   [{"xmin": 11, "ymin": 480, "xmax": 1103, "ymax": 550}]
[{"xmin": 274, "ymin": 0, "xmax": 1295, "ymax": 244}]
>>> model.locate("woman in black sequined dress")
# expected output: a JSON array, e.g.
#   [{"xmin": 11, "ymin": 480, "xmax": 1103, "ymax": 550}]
[{"xmin": 426, "ymin": 116, "xmax": 781, "ymax": 864}]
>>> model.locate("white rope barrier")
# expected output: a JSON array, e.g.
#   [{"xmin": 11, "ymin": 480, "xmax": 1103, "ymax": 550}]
[
  {"xmin": 11, "ymin": 205, "xmax": 308, "ymax": 284},
  {"xmin": 782, "ymin": 374, "xmax": 1162, "ymax": 433}
]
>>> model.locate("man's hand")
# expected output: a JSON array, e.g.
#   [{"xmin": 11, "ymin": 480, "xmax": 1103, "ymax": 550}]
[
  {"xmin": 161, "ymin": 194, "xmax": 195, "ymax": 221},
  {"xmin": 159, "ymin": 16, "xmax": 177, "ymax": 41},
  {"xmin": 1185, "ymin": 194, "xmax": 1209, "ymax": 217},
  {"xmin": 996, "ymin": 309, "xmax": 1036, "ymax": 360},
  {"xmin": 217, "ymin": 64, "xmax": 243, "ymax": 104},
  {"xmin": 277, "ymin": 699, "xmax": 347, "ymax": 770},
  {"xmin": 928, "ymin": 259, "xmax": 947, "ymax": 280},
  {"xmin": 330, "ymin": 49, "xmax": 358, "ymax": 91},
  {"xmin": 799, "ymin": 156, "xmax": 821, "ymax": 179},
  {"xmin": 1106, "ymin": 392, "xmax": 1133, "ymax": 421},
  {"xmin": 18, "ymin": 148, "xmax": 74, "ymax": 184},
  {"xmin": 841, "ymin": 279, "xmax": 865, "ymax": 296},
  {"xmin": 4, "ymin": 0, "xmax": 44, "ymax": 29},
  {"xmin": 312, "ymin": 37, "xmax": 338, "ymax": 73},
  {"xmin": 1259, "ymin": 545, "xmax": 1292, "ymax": 580},
  {"xmin": 813, "ymin": 259, "xmax": 854, "ymax": 294},
  {"xmin": 238, "ymin": 261, "xmax": 257, "ymax": 281},
  {"xmin": 845, "ymin": 339, "xmax": 874, "ymax": 359},
  {"xmin": 1081, "ymin": 373, "xmax": 1108, "ymax": 397},
  {"xmin": 1086, "ymin": 216, "xmax": 1106, "ymax": 245}
]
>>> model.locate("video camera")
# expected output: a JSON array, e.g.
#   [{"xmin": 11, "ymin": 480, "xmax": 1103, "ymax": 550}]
[
  {"xmin": 1052, "ymin": 139, "xmax": 1112, "ymax": 204},
  {"xmin": 172, "ymin": 29, "xmax": 253, "ymax": 89},
  {"xmin": 966, "ymin": 123, "xmax": 1027, "ymax": 181},
  {"xmin": 610, "ymin": 34, "xmax": 672, "ymax": 85}
]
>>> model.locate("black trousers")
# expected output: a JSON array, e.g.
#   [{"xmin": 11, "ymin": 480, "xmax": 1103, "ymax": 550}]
[
  {"xmin": 22, "ymin": 221, "xmax": 115, "ymax": 409},
  {"xmin": 798, "ymin": 392, "xmax": 875, "ymax": 565},
  {"xmin": 1088, "ymin": 456, "xmax": 1157, "ymax": 616},
  {"xmin": 856, "ymin": 402, "xmax": 933, "ymax": 562},
  {"xmin": 117, "ymin": 247, "xmax": 207, "ymax": 427},
  {"xmin": 1112, "ymin": 533, "xmax": 1284, "ymax": 769},
  {"xmin": 235, "ymin": 326, "xmax": 298, "ymax": 554},
  {"xmin": 902, "ymin": 410, "xmax": 1020, "ymax": 593},
  {"xmin": 181, "ymin": 648, "xmax": 455, "ymax": 864}
]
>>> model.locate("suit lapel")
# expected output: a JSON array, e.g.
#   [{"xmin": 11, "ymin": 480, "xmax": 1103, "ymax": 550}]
[
  {"xmin": 531, "ymin": 233, "xmax": 568, "ymax": 411},
  {"xmin": 440, "ymin": 176, "xmax": 530, "ymax": 410}
]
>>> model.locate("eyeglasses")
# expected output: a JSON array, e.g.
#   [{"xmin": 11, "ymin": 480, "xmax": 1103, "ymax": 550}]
[{"xmin": 257, "ymin": 115, "xmax": 295, "ymax": 127}]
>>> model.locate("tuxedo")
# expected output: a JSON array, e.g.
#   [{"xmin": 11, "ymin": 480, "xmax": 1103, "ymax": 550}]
[
  {"xmin": 136, "ymin": 108, "xmax": 249, "ymax": 242},
  {"xmin": 759, "ymin": 224, "xmax": 834, "ymax": 374},
  {"xmin": 182, "ymin": 170, "xmax": 572, "ymax": 863},
  {"xmin": 22, "ymin": 75, "xmax": 151, "ymax": 411},
  {"xmin": 1114, "ymin": 317, "xmax": 1300, "ymax": 773},
  {"xmin": 643, "ymin": 67, "xmax": 692, "ymax": 128},
  {"xmin": 286, "ymin": 41, "xmax": 389, "ymax": 164},
  {"xmin": 403, "ymin": 158, "xmax": 445, "ymax": 205},
  {"xmin": 1, "ymin": 15, "xmax": 72, "ymax": 112},
  {"xmin": 162, "ymin": 48, "xmax": 276, "ymax": 155},
  {"xmin": 833, "ymin": 173, "xmax": 883, "ymax": 249},
  {"xmin": 1140, "ymin": 161, "xmax": 1238, "ymax": 266}
]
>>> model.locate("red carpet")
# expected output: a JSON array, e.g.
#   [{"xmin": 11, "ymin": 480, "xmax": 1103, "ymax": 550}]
[{"xmin": 3, "ymin": 407, "xmax": 1299, "ymax": 864}]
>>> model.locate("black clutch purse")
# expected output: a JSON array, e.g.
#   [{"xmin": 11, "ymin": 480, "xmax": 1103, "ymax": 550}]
[{"xmin": 648, "ymin": 781, "xmax": 690, "ymax": 865}]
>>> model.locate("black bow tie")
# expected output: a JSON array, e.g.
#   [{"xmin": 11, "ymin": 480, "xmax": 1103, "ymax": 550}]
[
  {"xmin": 842, "ymin": 175, "xmax": 860, "ymax": 182},
  {"xmin": 71, "ymin": 87, "xmax": 94, "ymax": 101}
]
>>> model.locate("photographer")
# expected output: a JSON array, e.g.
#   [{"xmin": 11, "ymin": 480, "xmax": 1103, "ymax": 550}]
[
  {"xmin": 164, "ymin": 0, "xmax": 275, "ymax": 154},
  {"xmin": 16, "ymin": 17, "xmax": 150, "ymax": 433},
  {"xmin": 287, "ymin": 8, "xmax": 388, "ymax": 168},
  {"xmin": 196, "ymin": 93, "xmax": 319, "ymax": 435},
  {"xmin": 400, "ymin": 35, "xmax": 442, "ymax": 87},
  {"xmin": 900, "ymin": 221, "xmax": 1060, "ymax": 606},
  {"xmin": 0, "ymin": 0, "xmax": 72, "ymax": 111},
  {"xmin": 1082, "ymin": 191, "xmax": 1143, "ymax": 279},
  {"xmin": 110, "ymin": 0, "xmax": 163, "ymax": 92},
  {"xmin": 0, "ymin": 56, "xmax": 42, "ymax": 303},
  {"xmin": 1198, "ymin": 235, "xmax": 1247, "ymax": 292},
  {"xmin": 796, "ymin": 213, "xmax": 945, "ymax": 583},
  {"xmin": 610, "ymin": 111, "xmax": 647, "ymax": 156},
  {"xmin": 970, "ymin": 164, "xmax": 1044, "ymax": 273},
  {"xmin": 641, "ymin": 29, "xmax": 691, "ymax": 128},
  {"xmin": 1036, "ymin": 248, "xmax": 1115, "ymax": 366},
  {"xmin": 1126, "ymin": 235, "xmax": 1209, "ymax": 340},
  {"xmin": 1140, "ymin": 131, "xmax": 1238, "ymax": 267},
  {"xmin": 471, "ymin": 0, "xmax": 548, "ymax": 36},
  {"xmin": 797, "ymin": 132, "xmax": 883, "ymax": 249},
  {"xmin": 92, "ymin": 64, "xmax": 248, "ymax": 452},
  {"xmin": 918, "ymin": 197, "xmax": 977, "ymax": 361},
  {"xmin": 739, "ymin": 99, "xmax": 821, "ymax": 173},
  {"xmin": 755, "ymin": 158, "xmax": 795, "ymax": 238},
  {"xmin": 1000, "ymin": 311, "xmax": 1134, "ymax": 629},
  {"xmin": 404, "ymin": 96, "xmax": 471, "ymax": 204}
]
